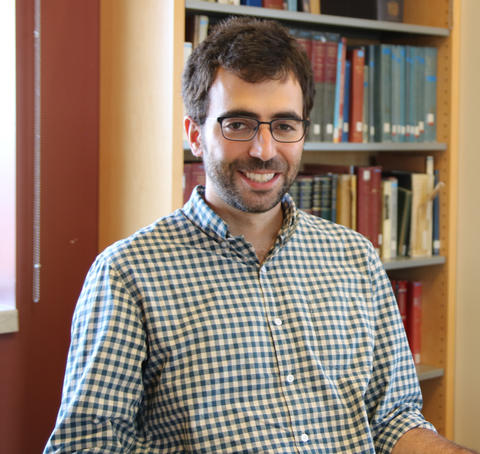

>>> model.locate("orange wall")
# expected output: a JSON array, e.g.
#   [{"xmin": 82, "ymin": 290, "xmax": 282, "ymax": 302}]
[{"xmin": 0, "ymin": 1, "xmax": 99, "ymax": 452}]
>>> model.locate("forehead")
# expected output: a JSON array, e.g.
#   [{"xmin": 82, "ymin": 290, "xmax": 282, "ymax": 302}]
[{"xmin": 207, "ymin": 67, "xmax": 303, "ymax": 118}]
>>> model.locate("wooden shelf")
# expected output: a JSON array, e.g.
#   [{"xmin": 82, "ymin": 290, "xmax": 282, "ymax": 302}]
[
  {"xmin": 383, "ymin": 255, "xmax": 446, "ymax": 271},
  {"xmin": 303, "ymin": 142, "xmax": 447, "ymax": 152},
  {"xmin": 417, "ymin": 364, "xmax": 445, "ymax": 381},
  {"xmin": 186, "ymin": 0, "xmax": 450, "ymax": 37}
]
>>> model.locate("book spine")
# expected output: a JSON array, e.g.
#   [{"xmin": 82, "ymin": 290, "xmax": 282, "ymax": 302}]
[
  {"xmin": 424, "ymin": 46, "xmax": 438, "ymax": 142},
  {"xmin": 368, "ymin": 45, "xmax": 376, "ymax": 142},
  {"xmin": 323, "ymin": 34, "xmax": 339, "ymax": 142},
  {"xmin": 349, "ymin": 47, "xmax": 365, "ymax": 143},
  {"xmin": 396, "ymin": 279, "xmax": 408, "ymax": 333},
  {"xmin": 414, "ymin": 47, "xmax": 426, "ymax": 142},
  {"xmin": 310, "ymin": 32, "xmax": 326, "ymax": 142},
  {"xmin": 405, "ymin": 46, "xmax": 416, "ymax": 142},
  {"xmin": 432, "ymin": 169, "xmax": 441, "ymax": 255},
  {"xmin": 407, "ymin": 281, "xmax": 422, "ymax": 365},
  {"xmin": 342, "ymin": 60, "xmax": 352, "ymax": 142},
  {"xmin": 333, "ymin": 38, "xmax": 347, "ymax": 143},
  {"xmin": 374, "ymin": 44, "xmax": 392, "ymax": 142}
]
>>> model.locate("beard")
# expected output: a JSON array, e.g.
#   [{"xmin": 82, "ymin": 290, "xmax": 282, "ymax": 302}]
[{"xmin": 201, "ymin": 145, "xmax": 300, "ymax": 213}]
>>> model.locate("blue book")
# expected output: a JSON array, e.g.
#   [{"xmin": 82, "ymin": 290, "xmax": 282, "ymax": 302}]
[
  {"xmin": 391, "ymin": 45, "xmax": 406, "ymax": 143},
  {"xmin": 241, "ymin": 0, "xmax": 262, "ymax": 6},
  {"xmin": 333, "ymin": 38, "xmax": 346, "ymax": 143},
  {"xmin": 405, "ymin": 46, "xmax": 416, "ymax": 142},
  {"xmin": 286, "ymin": 0, "xmax": 298, "ymax": 11},
  {"xmin": 414, "ymin": 47, "xmax": 426, "ymax": 142},
  {"xmin": 342, "ymin": 60, "xmax": 351, "ymax": 142},
  {"xmin": 424, "ymin": 47, "xmax": 438, "ymax": 142}
]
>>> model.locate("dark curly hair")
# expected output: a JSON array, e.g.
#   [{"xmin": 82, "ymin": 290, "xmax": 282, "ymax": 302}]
[{"xmin": 182, "ymin": 16, "xmax": 314, "ymax": 126}]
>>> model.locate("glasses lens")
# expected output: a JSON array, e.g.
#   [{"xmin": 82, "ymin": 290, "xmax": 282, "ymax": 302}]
[
  {"xmin": 271, "ymin": 119, "xmax": 305, "ymax": 142},
  {"xmin": 221, "ymin": 117, "xmax": 258, "ymax": 141}
]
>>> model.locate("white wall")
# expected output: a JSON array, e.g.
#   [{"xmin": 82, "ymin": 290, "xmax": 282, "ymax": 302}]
[{"xmin": 454, "ymin": 0, "xmax": 480, "ymax": 449}]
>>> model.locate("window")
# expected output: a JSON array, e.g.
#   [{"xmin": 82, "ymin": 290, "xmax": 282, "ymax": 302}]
[{"xmin": 0, "ymin": 0, "xmax": 18, "ymax": 333}]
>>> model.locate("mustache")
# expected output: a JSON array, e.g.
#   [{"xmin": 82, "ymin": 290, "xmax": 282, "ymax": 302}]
[{"xmin": 231, "ymin": 157, "xmax": 287, "ymax": 173}]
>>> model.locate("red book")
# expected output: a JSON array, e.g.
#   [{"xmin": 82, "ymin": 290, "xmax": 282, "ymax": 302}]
[
  {"xmin": 407, "ymin": 281, "xmax": 422, "ymax": 365},
  {"xmin": 263, "ymin": 0, "xmax": 285, "ymax": 9},
  {"xmin": 183, "ymin": 162, "xmax": 205, "ymax": 204},
  {"xmin": 348, "ymin": 47, "xmax": 365, "ymax": 143},
  {"xmin": 355, "ymin": 166, "xmax": 382, "ymax": 251},
  {"xmin": 395, "ymin": 280, "xmax": 408, "ymax": 333},
  {"xmin": 323, "ymin": 34, "xmax": 339, "ymax": 142}
]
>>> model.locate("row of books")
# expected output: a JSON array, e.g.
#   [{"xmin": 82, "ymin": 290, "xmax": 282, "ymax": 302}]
[
  {"xmin": 198, "ymin": 0, "xmax": 404, "ymax": 22},
  {"xmin": 289, "ymin": 157, "xmax": 441, "ymax": 260},
  {"xmin": 186, "ymin": 15, "xmax": 438, "ymax": 144},
  {"xmin": 391, "ymin": 279, "xmax": 423, "ymax": 365},
  {"xmin": 290, "ymin": 28, "xmax": 438, "ymax": 144},
  {"xmin": 199, "ymin": 0, "xmax": 320, "ymax": 13}
]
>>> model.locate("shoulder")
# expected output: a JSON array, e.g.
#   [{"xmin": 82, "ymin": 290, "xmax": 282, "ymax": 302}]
[
  {"xmin": 96, "ymin": 208, "xmax": 190, "ymax": 269},
  {"xmin": 297, "ymin": 210, "xmax": 373, "ymax": 250}
]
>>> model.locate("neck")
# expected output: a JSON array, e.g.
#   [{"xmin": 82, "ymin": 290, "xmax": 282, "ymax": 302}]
[{"xmin": 207, "ymin": 198, "xmax": 284, "ymax": 263}]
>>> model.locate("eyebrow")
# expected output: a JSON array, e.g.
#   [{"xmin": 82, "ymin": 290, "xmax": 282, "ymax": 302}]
[{"xmin": 219, "ymin": 109, "xmax": 303, "ymax": 121}]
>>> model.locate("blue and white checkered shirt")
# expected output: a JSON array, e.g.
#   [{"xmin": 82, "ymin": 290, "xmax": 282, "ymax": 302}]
[{"xmin": 45, "ymin": 186, "xmax": 434, "ymax": 453}]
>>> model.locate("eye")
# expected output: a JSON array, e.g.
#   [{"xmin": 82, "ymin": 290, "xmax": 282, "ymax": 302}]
[
  {"xmin": 273, "ymin": 119, "xmax": 299, "ymax": 132},
  {"xmin": 223, "ymin": 118, "xmax": 255, "ymax": 131}
]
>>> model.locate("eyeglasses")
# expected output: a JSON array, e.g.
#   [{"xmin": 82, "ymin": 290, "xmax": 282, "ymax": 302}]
[{"xmin": 217, "ymin": 116, "xmax": 310, "ymax": 143}]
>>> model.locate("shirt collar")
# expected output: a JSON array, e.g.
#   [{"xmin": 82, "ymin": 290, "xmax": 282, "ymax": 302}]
[{"xmin": 181, "ymin": 185, "xmax": 299, "ymax": 245}]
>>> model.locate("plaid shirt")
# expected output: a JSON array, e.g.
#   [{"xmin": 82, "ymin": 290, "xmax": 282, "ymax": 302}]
[{"xmin": 45, "ymin": 186, "xmax": 434, "ymax": 453}]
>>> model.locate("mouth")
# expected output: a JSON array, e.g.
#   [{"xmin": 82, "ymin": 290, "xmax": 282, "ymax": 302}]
[{"xmin": 244, "ymin": 172, "xmax": 276, "ymax": 183}]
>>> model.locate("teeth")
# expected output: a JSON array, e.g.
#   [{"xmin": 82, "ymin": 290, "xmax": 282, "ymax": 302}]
[{"xmin": 245, "ymin": 172, "xmax": 275, "ymax": 183}]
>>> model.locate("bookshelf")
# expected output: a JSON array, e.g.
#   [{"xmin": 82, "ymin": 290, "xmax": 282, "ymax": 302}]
[
  {"xmin": 181, "ymin": 0, "xmax": 459, "ymax": 438},
  {"xmin": 99, "ymin": 0, "xmax": 458, "ymax": 440}
]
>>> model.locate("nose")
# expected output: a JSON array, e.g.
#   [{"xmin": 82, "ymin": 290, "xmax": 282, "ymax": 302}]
[{"xmin": 249, "ymin": 124, "xmax": 277, "ymax": 161}]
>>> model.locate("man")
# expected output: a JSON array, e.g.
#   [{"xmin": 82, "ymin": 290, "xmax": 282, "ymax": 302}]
[{"xmin": 45, "ymin": 17, "xmax": 476, "ymax": 453}]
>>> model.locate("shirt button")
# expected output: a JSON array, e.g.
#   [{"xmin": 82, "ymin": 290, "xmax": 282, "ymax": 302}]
[
  {"xmin": 286, "ymin": 374, "xmax": 295, "ymax": 384},
  {"xmin": 273, "ymin": 318, "xmax": 282, "ymax": 326},
  {"xmin": 300, "ymin": 433, "xmax": 309, "ymax": 443}
]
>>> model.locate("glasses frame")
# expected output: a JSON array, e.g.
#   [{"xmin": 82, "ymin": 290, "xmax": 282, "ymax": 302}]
[{"xmin": 216, "ymin": 116, "xmax": 310, "ymax": 143}]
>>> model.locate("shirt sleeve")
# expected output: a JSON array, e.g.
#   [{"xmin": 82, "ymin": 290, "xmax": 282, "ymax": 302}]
[
  {"xmin": 44, "ymin": 254, "xmax": 148, "ymax": 453},
  {"xmin": 363, "ymin": 243, "xmax": 437, "ymax": 453}
]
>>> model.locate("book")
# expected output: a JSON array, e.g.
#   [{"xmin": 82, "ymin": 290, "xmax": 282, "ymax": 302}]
[
  {"xmin": 405, "ymin": 46, "xmax": 416, "ymax": 142},
  {"xmin": 336, "ymin": 174, "xmax": 357, "ymax": 229},
  {"xmin": 240, "ymin": 0, "xmax": 263, "ymax": 5},
  {"xmin": 374, "ymin": 44, "xmax": 392, "ymax": 142},
  {"xmin": 414, "ymin": 47, "xmax": 426, "ymax": 141},
  {"xmin": 407, "ymin": 281, "xmax": 422, "ymax": 365},
  {"xmin": 323, "ymin": 33, "xmax": 340, "ymax": 142},
  {"xmin": 391, "ymin": 45, "xmax": 406, "ymax": 143},
  {"xmin": 395, "ymin": 280, "xmax": 409, "ymax": 333},
  {"xmin": 355, "ymin": 166, "xmax": 382, "ymax": 251},
  {"xmin": 410, "ymin": 172, "xmax": 434, "ymax": 257},
  {"xmin": 333, "ymin": 37, "xmax": 347, "ymax": 143},
  {"xmin": 192, "ymin": 15, "xmax": 209, "ymax": 49},
  {"xmin": 349, "ymin": 47, "xmax": 365, "ymax": 143},
  {"xmin": 367, "ymin": 45, "xmax": 376, "ymax": 142},
  {"xmin": 432, "ymin": 169, "xmax": 441, "ymax": 255},
  {"xmin": 396, "ymin": 186, "xmax": 412, "ymax": 257},
  {"xmin": 381, "ymin": 176, "xmax": 398, "ymax": 260},
  {"xmin": 321, "ymin": 0, "xmax": 403, "ymax": 22},
  {"xmin": 310, "ymin": 32, "xmax": 326, "ymax": 142},
  {"xmin": 263, "ymin": 0, "xmax": 285, "ymax": 8},
  {"xmin": 424, "ymin": 46, "xmax": 438, "ymax": 142},
  {"xmin": 342, "ymin": 60, "xmax": 352, "ymax": 142},
  {"xmin": 387, "ymin": 169, "xmax": 434, "ymax": 257},
  {"xmin": 183, "ymin": 162, "xmax": 205, "ymax": 204}
]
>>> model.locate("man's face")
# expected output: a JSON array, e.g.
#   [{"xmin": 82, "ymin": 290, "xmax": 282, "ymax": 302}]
[{"xmin": 187, "ymin": 68, "xmax": 305, "ymax": 215}]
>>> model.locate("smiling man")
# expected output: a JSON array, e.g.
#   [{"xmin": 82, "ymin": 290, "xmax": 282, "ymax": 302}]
[{"xmin": 44, "ymin": 17, "xmax": 477, "ymax": 454}]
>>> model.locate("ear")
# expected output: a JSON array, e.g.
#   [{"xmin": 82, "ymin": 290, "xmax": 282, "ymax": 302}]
[{"xmin": 184, "ymin": 116, "xmax": 203, "ymax": 158}]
